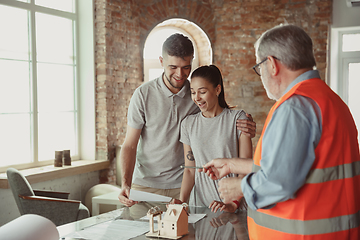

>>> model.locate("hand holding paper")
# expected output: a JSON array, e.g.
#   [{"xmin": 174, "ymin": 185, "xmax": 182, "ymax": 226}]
[{"xmin": 119, "ymin": 186, "xmax": 138, "ymax": 207}]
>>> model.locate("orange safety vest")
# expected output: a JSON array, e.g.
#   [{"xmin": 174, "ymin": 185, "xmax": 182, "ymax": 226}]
[{"xmin": 248, "ymin": 78, "xmax": 360, "ymax": 240}]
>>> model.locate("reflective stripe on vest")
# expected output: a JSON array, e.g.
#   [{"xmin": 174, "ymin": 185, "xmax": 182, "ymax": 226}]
[
  {"xmin": 248, "ymin": 208, "xmax": 360, "ymax": 235},
  {"xmin": 253, "ymin": 161, "xmax": 360, "ymax": 183}
]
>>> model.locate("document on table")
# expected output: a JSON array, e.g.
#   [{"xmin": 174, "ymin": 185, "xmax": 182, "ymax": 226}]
[
  {"xmin": 129, "ymin": 189, "xmax": 172, "ymax": 202},
  {"xmin": 140, "ymin": 213, "xmax": 206, "ymax": 224},
  {"xmin": 63, "ymin": 219, "xmax": 149, "ymax": 240}
]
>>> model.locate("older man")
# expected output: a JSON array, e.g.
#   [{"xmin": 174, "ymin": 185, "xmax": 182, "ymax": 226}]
[{"xmin": 203, "ymin": 25, "xmax": 360, "ymax": 239}]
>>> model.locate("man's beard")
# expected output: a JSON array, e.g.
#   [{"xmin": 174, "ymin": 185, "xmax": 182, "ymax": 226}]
[{"xmin": 165, "ymin": 73, "xmax": 182, "ymax": 89}]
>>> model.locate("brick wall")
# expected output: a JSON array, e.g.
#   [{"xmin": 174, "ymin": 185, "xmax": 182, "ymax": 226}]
[{"xmin": 94, "ymin": 0, "xmax": 332, "ymax": 184}]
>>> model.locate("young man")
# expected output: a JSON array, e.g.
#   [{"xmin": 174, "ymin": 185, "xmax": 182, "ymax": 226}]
[
  {"xmin": 202, "ymin": 25, "xmax": 360, "ymax": 239},
  {"xmin": 118, "ymin": 33, "xmax": 256, "ymax": 207}
]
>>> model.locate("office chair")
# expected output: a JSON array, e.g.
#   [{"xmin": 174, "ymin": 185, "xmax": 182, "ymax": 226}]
[{"xmin": 6, "ymin": 168, "xmax": 89, "ymax": 226}]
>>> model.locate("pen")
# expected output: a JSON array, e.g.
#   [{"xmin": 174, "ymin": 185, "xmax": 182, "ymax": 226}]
[{"xmin": 180, "ymin": 165, "xmax": 204, "ymax": 169}]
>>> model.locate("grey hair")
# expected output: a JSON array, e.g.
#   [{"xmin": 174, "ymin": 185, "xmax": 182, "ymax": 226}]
[{"xmin": 254, "ymin": 24, "xmax": 316, "ymax": 70}]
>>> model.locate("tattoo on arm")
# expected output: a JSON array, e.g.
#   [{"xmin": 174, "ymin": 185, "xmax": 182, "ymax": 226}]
[{"xmin": 186, "ymin": 151, "xmax": 195, "ymax": 161}]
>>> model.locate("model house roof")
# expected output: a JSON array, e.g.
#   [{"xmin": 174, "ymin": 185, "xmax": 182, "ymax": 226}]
[{"xmin": 163, "ymin": 204, "xmax": 188, "ymax": 222}]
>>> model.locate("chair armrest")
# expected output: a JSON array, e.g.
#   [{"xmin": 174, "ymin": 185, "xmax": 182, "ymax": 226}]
[
  {"xmin": 33, "ymin": 190, "xmax": 70, "ymax": 199},
  {"xmin": 19, "ymin": 195, "xmax": 79, "ymax": 203}
]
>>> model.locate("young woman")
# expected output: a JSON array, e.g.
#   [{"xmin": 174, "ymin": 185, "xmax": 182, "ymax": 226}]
[{"xmin": 173, "ymin": 65, "xmax": 253, "ymax": 213}]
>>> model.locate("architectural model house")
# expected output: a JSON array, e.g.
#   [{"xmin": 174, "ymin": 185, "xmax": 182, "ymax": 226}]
[{"xmin": 146, "ymin": 204, "xmax": 189, "ymax": 239}]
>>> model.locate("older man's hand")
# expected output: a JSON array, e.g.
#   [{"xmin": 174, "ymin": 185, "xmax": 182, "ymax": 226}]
[
  {"xmin": 200, "ymin": 158, "xmax": 232, "ymax": 180},
  {"xmin": 218, "ymin": 177, "xmax": 243, "ymax": 204}
]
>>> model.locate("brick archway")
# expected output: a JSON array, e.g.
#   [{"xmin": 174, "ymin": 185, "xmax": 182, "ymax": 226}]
[
  {"xmin": 142, "ymin": 18, "xmax": 213, "ymax": 82},
  {"xmin": 137, "ymin": 1, "xmax": 217, "ymax": 59},
  {"xmin": 150, "ymin": 18, "xmax": 213, "ymax": 66}
]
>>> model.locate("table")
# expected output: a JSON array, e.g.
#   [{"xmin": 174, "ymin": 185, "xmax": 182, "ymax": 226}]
[
  {"xmin": 58, "ymin": 202, "xmax": 249, "ymax": 240},
  {"xmin": 92, "ymin": 191, "xmax": 124, "ymax": 215},
  {"xmin": 57, "ymin": 209, "xmax": 123, "ymax": 239}
]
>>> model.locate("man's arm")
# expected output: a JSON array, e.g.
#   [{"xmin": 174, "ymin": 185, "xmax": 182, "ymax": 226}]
[
  {"xmin": 241, "ymin": 96, "xmax": 322, "ymax": 210},
  {"xmin": 118, "ymin": 125, "xmax": 142, "ymax": 207}
]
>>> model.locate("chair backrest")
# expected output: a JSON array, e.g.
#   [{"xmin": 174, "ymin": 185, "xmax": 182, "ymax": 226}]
[{"xmin": 7, "ymin": 168, "xmax": 35, "ymax": 215}]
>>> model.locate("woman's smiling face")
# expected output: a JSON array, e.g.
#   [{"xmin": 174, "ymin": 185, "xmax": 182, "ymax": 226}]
[{"xmin": 190, "ymin": 76, "xmax": 221, "ymax": 117}]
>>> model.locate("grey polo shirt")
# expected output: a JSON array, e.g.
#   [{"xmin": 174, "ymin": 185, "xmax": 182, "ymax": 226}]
[{"xmin": 127, "ymin": 75, "xmax": 199, "ymax": 189}]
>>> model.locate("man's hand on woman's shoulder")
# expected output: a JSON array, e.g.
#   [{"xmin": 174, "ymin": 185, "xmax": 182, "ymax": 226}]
[{"xmin": 236, "ymin": 113, "xmax": 257, "ymax": 138}]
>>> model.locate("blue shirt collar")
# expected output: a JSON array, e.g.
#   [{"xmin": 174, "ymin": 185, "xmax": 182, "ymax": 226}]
[{"xmin": 283, "ymin": 70, "xmax": 321, "ymax": 96}]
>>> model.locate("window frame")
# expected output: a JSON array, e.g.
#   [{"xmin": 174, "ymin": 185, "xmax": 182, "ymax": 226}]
[
  {"xmin": 330, "ymin": 26, "xmax": 360, "ymax": 101},
  {"xmin": 330, "ymin": 26, "xmax": 360, "ymax": 149},
  {"xmin": 0, "ymin": 0, "xmax": 95, "ymax": 172}
]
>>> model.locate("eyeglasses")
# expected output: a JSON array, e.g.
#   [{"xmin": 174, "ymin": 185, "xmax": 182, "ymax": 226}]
[{"xmin": 252, "ymin": 56, "xmax": 279, "ymax": 76}]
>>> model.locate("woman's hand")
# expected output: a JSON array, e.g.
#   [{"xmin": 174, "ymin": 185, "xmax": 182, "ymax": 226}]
[
  {"xmin": 167, "ymin": 198, "xmax": 184, "ymax": 208},
  {"xmin": 209, "ymin": 200, "xmax": 238, "ymax": 213},
  {"xmin": 169, "ymin": 198, "xmax": 183, "ymax": 204}
]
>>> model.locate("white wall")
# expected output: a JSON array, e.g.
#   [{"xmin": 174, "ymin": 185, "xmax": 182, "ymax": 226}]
[
  {"xmin": 332, "ymin": 0, "xmax": 360, "ymax": 27},
  {"xmin": 0, "ymin": 171, "xmax": 99, "ymax": 226}
]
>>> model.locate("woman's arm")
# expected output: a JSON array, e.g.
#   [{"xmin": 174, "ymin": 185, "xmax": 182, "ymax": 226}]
[
  {"xmin": 239, "ymin": 131, "xmax": 252, "ymax": 159},
  {"xmin": 179, "ymin": 144, "xmax": 196, "ymax": 203},
  {"xmin": 238, "ymin": 132, "xmax": 253, "ymax": 175}
]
